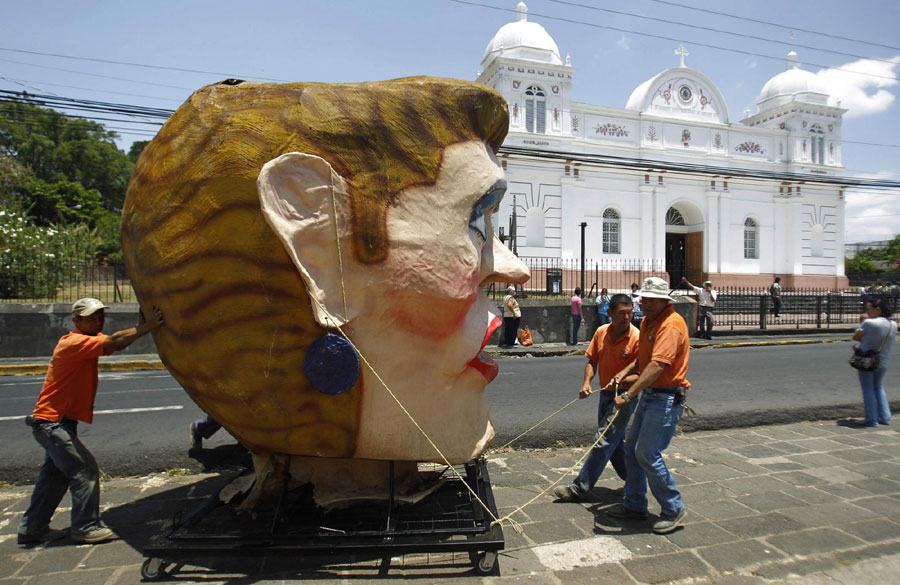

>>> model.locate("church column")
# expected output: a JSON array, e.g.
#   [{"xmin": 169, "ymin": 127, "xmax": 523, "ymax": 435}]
[
  {"xmin": 773, "ymin": 195, "xmax": 790, "ymax": 275},
  {"xmin": 559, "ymin": 179, "xmax": 578, "ymax": 258},
  {"xmin": 653, "ymin": 182, "xmax": 668, "ymax": 263},
  {"xmin": 705, "ymin": 189, "xmax": 720, "ymax": 274},
  {"xmin": 717, "ymin": 190, "xmax": 732, "ymax": 274},
  {"xmin": 835, "ymin": 193, "xmax": 846, "ymax": 277},
  {"xmin": 639, "ymin": 181, "xmax": 654, "ymax": 260}
]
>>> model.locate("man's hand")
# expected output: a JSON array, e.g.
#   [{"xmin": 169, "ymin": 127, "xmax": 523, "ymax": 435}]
[
  {"xmin": 148, "ymin": 305, "xmax": 164, "ymax": 328},
  {"xmin": 614, "ymin": 394, "xmax": 630, "ymax": 410},
  {"xmin": 579, "ymin": 382, "xmax": 593, "ymax": 399}
]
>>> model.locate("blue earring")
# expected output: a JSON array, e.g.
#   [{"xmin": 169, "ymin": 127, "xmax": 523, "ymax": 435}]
[{"xmin": 304, "ymin": 333, "xmax": 360, "ymax": 395}]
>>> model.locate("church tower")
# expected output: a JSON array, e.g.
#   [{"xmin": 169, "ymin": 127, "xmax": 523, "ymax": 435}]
[{"xmin": 476, "ymin": 2, "xmax": 576, "ymax": 136}]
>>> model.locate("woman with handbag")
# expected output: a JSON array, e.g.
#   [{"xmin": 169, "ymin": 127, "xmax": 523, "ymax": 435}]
[
  {"xmin": 502, "ymin": 286, "xmax": 522, "ymax": 348},
  {"xmin": 847, "ymin": 298, "xmax": 896, "ymax": 427}
]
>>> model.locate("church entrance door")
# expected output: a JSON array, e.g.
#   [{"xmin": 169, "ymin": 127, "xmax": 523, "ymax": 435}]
[{"xmin": 665, "ymin": 233, "xmax": 686, "ymax": 285}]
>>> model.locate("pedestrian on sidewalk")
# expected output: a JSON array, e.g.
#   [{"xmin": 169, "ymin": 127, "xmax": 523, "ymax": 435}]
[
  {"xmin": 607, "ymin": 277, "xmax": 690, "ymax": 535},
  {"xmin": 682, "ymin": 276, "xmax": 717, "ymax": 339},
  {"xmin": 629, "ymin": 283, "xmax": 643, "ymax": 326},
  {"xmin": 594, "ymin": 288, "xmax": 611, "ymax": 331},
  {"xmin": 18, "ymin": 298, "xmax": 164, "ymax": 546},
  {"xmin": 501, "ymin": 285, "xmax": 522, "ymax": 348},
  {"xmin": 190, "ymin": 414, "xmax": 222, "ymax": 449},
  {"xmin": 844, "ymin": 297, "xmax": 896, "ymax": 427},
  {"xmin": 554, "ymin": 294, "xmax": 639, "ymax": 502},
  {"xmin": 770, "ymin": 277, "xmax": 782, "ymax": 318},
  {"xmin": 570, "ymin": 287, "xmax": 584, "ymax": 345}
]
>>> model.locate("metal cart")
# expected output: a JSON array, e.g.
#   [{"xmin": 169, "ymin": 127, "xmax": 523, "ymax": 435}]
[{"xmin": 140, "ymin": 457, "xmax": 504, "ymax": 580}]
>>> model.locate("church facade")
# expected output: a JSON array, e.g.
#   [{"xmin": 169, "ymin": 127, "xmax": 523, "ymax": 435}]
[{"xmin": 478, "ymin": 2, "xmax": 849, "ymax": 288}]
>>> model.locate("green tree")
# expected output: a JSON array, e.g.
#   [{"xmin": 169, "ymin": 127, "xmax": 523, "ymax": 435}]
[
  {"xmin": 127, "ymin": 140, "xmax": 150, "ymax": 163},
  {"xmin": 846, "ymin": 255, "xmax": 878, "ymax": 275}
]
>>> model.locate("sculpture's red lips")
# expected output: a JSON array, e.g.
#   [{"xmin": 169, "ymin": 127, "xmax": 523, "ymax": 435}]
[{"xmin": 467, "ymin": 313, "xmax": 502, "ymax": 382}]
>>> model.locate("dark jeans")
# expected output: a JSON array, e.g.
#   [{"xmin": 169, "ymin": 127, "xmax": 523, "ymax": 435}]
[
  {"xmin": 502, "ymin": 316, "xmax": 521, "ymax": 347},
  {"xmin": 19, "ymin": 419, "xmax": 101, "ymax": 534},
  {"xmin": 698, "ymin": 306, "xmax": 714, "ymax": 334},
  {"xmin": 572, "ymin": 391, "xmax": 634, "ymax": 494},
  {"xmin": 771, "ymin": 296, "xmax": 781, "ymax": 317},
  {"xmin": 194, "ymin": 414, "xmax": 222, "ymax": 439},
  {"xmin": 572, "ymin": 315, "xmax": 582, "ymax": 344}
]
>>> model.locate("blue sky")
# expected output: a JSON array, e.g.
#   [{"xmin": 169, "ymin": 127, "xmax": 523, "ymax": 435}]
[{"xmin": 1, "ymin": 0, "xmax": 898, "ymax": 242}]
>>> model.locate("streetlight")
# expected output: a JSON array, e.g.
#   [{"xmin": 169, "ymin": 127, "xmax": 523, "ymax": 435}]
[{"xmin": 580, "ymin": 222, "xmax": 587, "ymax": 295}]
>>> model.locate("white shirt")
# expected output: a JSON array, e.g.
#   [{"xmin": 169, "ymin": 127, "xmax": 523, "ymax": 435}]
[{"xmin": 692, "ymin": 286, "xmax": 717, "ymax": 308}]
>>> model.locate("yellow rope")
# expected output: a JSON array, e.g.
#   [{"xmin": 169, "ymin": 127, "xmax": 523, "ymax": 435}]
[
  {"xmin": 489, "ymin": 395, "xmax": 585, "ymax": 457},
  {"xmin": 329, "ymin": 183, "xmax": 348, "ymax": 321}
]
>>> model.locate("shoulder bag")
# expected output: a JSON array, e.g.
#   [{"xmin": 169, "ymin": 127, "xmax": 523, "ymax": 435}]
[{"xmin": 849, "ymin": 320, "xmax": 891, "ymax": 371}]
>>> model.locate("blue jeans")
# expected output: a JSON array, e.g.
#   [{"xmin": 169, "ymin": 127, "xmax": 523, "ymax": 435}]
[
  {"xmin": 572, "ymin": 315, "xmax": 582, "ymax": 344},
  {"xmin": 19, "ymin": 419, "xmax": 101, "ymax": 534},
  {"xmin": 857, "ymin": 367, "xmax": 891, "ymax": 426},
  {"xmin": 623, "ymin": 391, "xmax": 684, "ymax": 517},
  {"xmin": 698, "ymin": 306, "xmax": 714, "ymax": 334},
  {"xmin": 572, "ymin": 392, "xmax": 634, "ymax": 494}
]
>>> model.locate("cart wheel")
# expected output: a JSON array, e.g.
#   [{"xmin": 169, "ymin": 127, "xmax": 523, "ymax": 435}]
[
  {"xmin": 141, "ymin": 558, "xmax": 168, "ymax": 581},
  {"xmin": 472, "ymin": 551, "xmax": 498, "ymax": 575}
]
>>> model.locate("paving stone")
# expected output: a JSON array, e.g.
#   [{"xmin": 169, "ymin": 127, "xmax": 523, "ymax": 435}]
[
  {"xmin": 664, "ymin": 521, "xmax": 739, "ymax": 548},
  {"xmin": 785, "ymin": 452, "xmax": 859, "ymax": 468},
  {"xmin": 720, "ymin": 459, "xmax": 771, "ymax": 476},
  {"xmin": 789, "ymin": 438, "xmax": 850, "ymax": 452},
  {"xmin": 696, "ymin": 538, "xmax": 784, "ymax": 571},
  {"xmin": 622, "ymin": 551, "xmax": 710, "ymax": 584},
  {"xmin": 765, "ymin": 527, "xmax": 866, "ymax": 556},
  {"xmin": 494, "ymin": 486, "xmax": 544, "ymax": 508},
  {"xmin": 766, "ymin": 441, "xmax": 813, "ymax": 455},
  {"xmin": 756, "ymin": 462, "xmax": 807, "ymax": 472},
  {"xmin": 24, "ymin": 567, "xmax": 117, "ymax": 585},
  {"xmin": 697, "ymin": 576, "xmax": 766, "ymax": 585},
  {"xmin": 736, "ymin": 491, "xmax": 808, "ymax": 513},
  {"xmin": 732, "ymin": 432, "xmax": 771, "ymax": 445},
  {"xmin": 524, "ymin": 502, "xmax": 587, "ymax": 523},
  {"xmin": 848, "ymin": 477, "xmax": 900, "ymax": 496},
  {"xmin": 849, "ymin": 460, "xmax": 900, "ymax": 478},
  {"xmin": 815, "ymin": 482, "xmax": 877, "ymax": 500},
  {"xmin": 855, "ymin": 431, "xmax": 900, "ymax": 445},
  {"xmin": 678, "ymin": 482, "xmax": 735, "ymax": 503},
  {"xmin": 557, "ymin": 563, "xmax": 637, "ymax": 585},
  {"xmin": 801, "ymin": 466, "xmax": 869, "ymax": 484},
  {"xmin": 690, "ymin": 500, "xmax": 756, "ymax": 521},
  {"xmin": 715, "ymin": 512, "xmax": 802, "ymax": 539},
  {"xmin": 756, "ymin": 428, "xmax": 809, "ymax": 441},
  {"xmin": 728, "ymin": 445, "xmax": 791, "ymax": 459},
  {"xmin": 829, "ymin": 448, "xmax": 890, "ymax": 463},
  {"xmin": 615, "ymin": 532, "xmax": 682, "ymax": 556},
  {"xmin": 788, "ymin": 423, "xmax": 837, "ymax": 438},
  {"xmin": 493, "ymin": 547, "xmax": 546, "ymax": 576},
  {"xmin": 771, "ymin": 471, "xmax": 829, "ymax": 487},
  {"xmin": 863, "ymin": 444, "xmax": 900, "ymax": 460},
  {"xmin": 839, "ymin": 518, "xmax": 900, "ymax": 543},
  {"xmin": 486, "ymin": 573, "xmax": 560, "ymax": 584},
  {"xmin": 782, "ymin": 486, "xmax": 843, "ymax": 505},
  {"xmin": 16, "ymin": 543, "xmax": 90, "ymax": 576},
  {"xmin": 524, "ymin": 518, "xmax": 588, "ymax": 545},
  {"xmin": 80, "ymin": 539, "xmax": 143, "ymax": 569},
  {"xmin": 828, "ymin": 435, "xmax": 878, "ymax": 447},
  {"xmin": 709, "ymin": 435, "xmax": 755, "ymax": 449},
  {"xmin": 717, "ymin": 475, "xmax": 794, "ymax": 497},
  {"xmin": 778, "ymin": 501, "xmax": 879, "ymax": 527},
  {"xmin": 832, "ymin": 540, "xmax": 900, "ymax": 564},
  {"xmin": 853, "ymin": 495, "xmax": 900, "ymax": 516},
  {"xmin": 752, "ymin": 556, "xmax": 842, "ymax": 580},
  {"xmin": 680, "ymin": 464, "xmax": 747, "ymax": 483}
]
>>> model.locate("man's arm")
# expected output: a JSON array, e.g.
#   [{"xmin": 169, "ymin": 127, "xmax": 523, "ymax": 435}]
[
  {"xmin": 681, "ymin": 276, "xmax": 696, "ymax": 289},
  {"xmin": 579, "ymin": 360, "xmax": 598, "ymax": 398},
  {"xmin": 614, "ymin": 360, "xmax": 666, "ymax": 409},
  {"xmin": 603, "ymin": 358, "xmax": 639, "ymax": 391},
  {"xmin": 103, "ymin": 306, "xmax": 164, "ymax": 352}
]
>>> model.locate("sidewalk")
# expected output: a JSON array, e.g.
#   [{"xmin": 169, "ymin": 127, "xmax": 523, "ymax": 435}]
[
  {"xmin": 1, "ymin": 420, "xmax": 898, "ymax": 583},
  {"xmin": 0, "ymin": 330, "xmax": 857, "ymax": 376}
]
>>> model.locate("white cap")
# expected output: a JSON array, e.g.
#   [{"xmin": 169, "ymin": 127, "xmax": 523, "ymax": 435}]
[
  {"xmin": 639, "ymin": 277, "xmax": 675, "ymax": 302},
  {"xmin": 72, "ymin": 298, "xmax": 108, "ymax": 316}
]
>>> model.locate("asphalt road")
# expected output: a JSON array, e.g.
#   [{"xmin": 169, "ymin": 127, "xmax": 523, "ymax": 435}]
[{"xmin": 1, "ymin": 341, "xmax": 896, "ymax": 483}]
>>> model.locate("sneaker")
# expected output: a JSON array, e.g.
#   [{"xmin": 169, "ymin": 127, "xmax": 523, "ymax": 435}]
[
  {"xmin": 552, "ymin": 485, "xmax": 581, "ymax": 502},
  {"xmin": 652, "ymin": 508, "xmax": 686, "ymax": 534},
  {"xmin": 17, "ymin": 527, "xmax": 67, "ymax": 545},
  {"xmin": 606, "ymin": 503, "xmax": 648, "ymax": 520},
  {"xmin": 71, "ymin": 526, "xmax": 114, "ymax": 544},
  {"xmin": 190, "ymin": 421, "xmax": 202, "ymax": 449}
]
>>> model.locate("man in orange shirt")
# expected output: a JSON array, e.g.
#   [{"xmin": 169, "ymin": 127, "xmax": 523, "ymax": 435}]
[
  {"xmin": 607, "ymin": 277, "xmax": 690, "ymax": 535},
  {"xmin": 553, "ymin": 294, "xmax": 639, "ymax": 502},
  {"xmin": 18, "ymin": 298, "xmax": 163, "ymax": 545}
]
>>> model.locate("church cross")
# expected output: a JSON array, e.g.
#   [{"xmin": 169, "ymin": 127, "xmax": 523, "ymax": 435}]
[{"xmin": 675, "ymin": 44, "xmax": 688, "ymax": 67}]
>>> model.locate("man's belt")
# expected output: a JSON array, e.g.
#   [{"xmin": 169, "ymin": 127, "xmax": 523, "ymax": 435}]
[{"xmin": 645, "ymin": 386, "xmax": 686, "ymax": 395}]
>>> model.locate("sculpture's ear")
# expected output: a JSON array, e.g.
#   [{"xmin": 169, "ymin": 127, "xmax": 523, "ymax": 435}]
[{"xmin": 258, "ymin": 152, "xmax": 356, "ymax": 328}]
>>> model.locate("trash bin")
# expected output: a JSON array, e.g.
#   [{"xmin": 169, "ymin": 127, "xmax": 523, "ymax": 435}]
[{"xmin": 546, "ymin": 268, "xmax": 563, "ymax": 295}]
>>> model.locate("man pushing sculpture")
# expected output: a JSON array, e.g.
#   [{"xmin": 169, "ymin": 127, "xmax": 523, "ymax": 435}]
[{"xmin": 121, "ymin": 77, "xmax": 529, "ymax": 506}]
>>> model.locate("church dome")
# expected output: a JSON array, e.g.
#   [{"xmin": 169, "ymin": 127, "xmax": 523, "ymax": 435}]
[
  {"xmin": 757, "ymin": 52, "xmax": 828, "ymax": 110},
  {"xmin": 482, "ymin": 2, "xmax": 563, "ymax": 66}
]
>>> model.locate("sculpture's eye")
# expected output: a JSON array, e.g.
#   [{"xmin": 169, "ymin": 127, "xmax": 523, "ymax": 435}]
[{"xmin": 469, "ymin": 185, "xmax": 505, "ymax": 242}]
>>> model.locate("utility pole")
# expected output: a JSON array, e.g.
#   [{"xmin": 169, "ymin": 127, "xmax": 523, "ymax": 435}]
[{"xmin": 580, "ymin": 222, "xmax": 587, "ymax": 294}]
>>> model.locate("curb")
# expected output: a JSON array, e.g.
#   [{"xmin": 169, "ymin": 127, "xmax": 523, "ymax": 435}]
[{"xmin": 0, "ymin": 360, "xmax": 166, "ymax": 376}]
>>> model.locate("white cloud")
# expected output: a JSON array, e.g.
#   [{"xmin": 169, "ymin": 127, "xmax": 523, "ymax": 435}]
[
  {"xmin": 844, "ymin": 170, "xmax": 900, "ymax": 243},
  {"xmin": 816, "ymin": 55, "xmax": 900, "ymax": 118},
  {"xmin": 615, "ymin": 33, "xmax": 630, "ymax": 51}
]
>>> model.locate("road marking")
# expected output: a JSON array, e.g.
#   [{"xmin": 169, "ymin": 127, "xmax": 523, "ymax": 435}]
[
  {"xmin": 0, "ymin": 387, "xmax": 184, "ymax": 401},
  {"xmin": 0, "ymin": 405, "xmax": 183, "ymax": 422}
]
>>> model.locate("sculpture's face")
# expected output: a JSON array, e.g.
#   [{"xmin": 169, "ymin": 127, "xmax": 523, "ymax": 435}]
[{"xmin": 348, "ymin": 141, "xmax": 527, "ymax": 461}]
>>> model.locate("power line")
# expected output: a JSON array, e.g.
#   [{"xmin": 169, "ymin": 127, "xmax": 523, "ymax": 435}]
[
  {"xmin": 0, "ymin": 47, "xmax": 290, "ymax": 84},
  {"xmin": 452, "ymin": 0, "xmax": 900, "ymax": 83},
  {"xmin": 547, "ymin": 0, "xmax": 900, "ymax": 68},
  {"xmin": 0, "ymin": 76, "xmax": 182, "ymax": 103},
  {"xmin": 0, "ymin": 57, "xmax": 196, "ymax": 91},
  {"xmin": 644, "ymin": 0, "xmax": 900, "ymax": 53}
]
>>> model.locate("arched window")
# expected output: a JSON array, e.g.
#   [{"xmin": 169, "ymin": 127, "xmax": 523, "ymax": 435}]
[
  {"xmin": 810, "ymin": 124, "xmax": 825, "ymax": 165},
  {"xmin": 665, "ymin": 207, "xmax": 686, "ymax": 226},
  {"xmin": 602, "ymin": 208, "xmax": 620, "ymax": 254},
  {"xmin": 525, "ymin": 207, "xmax": 545, "ymax": 248},
  {"xmin": 811, "ymin": 224, "xmax": 825, "ymax": 257},
  {"xmin": 743, "ymin": 217, "xmax": 759, "ymax": 259},
  {"xmin": 525, "ymin": 85, "xmax": 546, "ymax": 134}
]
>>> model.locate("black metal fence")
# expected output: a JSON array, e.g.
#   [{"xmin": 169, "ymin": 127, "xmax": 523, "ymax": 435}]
[{"xmin": 0, "ymin": 252, "xmax": 135, "ymax": 303}]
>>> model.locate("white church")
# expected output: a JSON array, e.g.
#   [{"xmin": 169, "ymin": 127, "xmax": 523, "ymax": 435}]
[{"xmin": 479, "ymin": 2, "xmax": 849, "ymax": 288}]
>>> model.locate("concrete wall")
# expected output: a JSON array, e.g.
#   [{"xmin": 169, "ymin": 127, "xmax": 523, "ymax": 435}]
[
  {"xmin": 0, "ymin": 303, "xmax": 158, "ymax": 358},
  {"xmin": 0, "ymin": 300, "xmax": 696, "ymax": 357}
]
